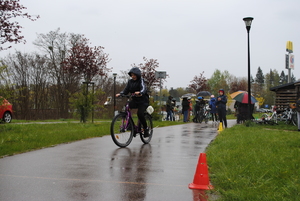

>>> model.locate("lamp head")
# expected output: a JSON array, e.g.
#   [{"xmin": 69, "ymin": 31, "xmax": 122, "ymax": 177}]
[{"xmin": 243, "ymin": 17, "xmax": 254, "ymax": 31}]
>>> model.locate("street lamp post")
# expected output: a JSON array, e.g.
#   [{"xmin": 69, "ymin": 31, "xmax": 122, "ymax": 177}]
[
  {"xmin": 155, "ymin": 71, "xmax": 167, "ymax": 115},
  {"xmin": 243, "ymin": 17, "xmax": 254, "ymax": 120},
  {"xmin": 113, "ymin": 73, "xmax": 117, "ymax": 117},
  {"xmin": 90, "ymin": 82, "xmax": 95, "ymax": 123}
]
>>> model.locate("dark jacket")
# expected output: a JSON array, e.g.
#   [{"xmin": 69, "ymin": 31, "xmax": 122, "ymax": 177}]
[
  {"xmin": 181, "ymin": 98, "xmax": 190, "ymax": 111},
  {"xmin": 166, "ymin": 96, "xmax": 173, "ymax": 112},
  {"xmin": 209, "ymin": 98, "xmax": 217, "ymax": 113},
  {"xmin": 120, "ymin": 67, "xmax": 149, "ymax": 104},
  {"xmin": 216, "ymin": 94, "xmax": 227, "ymax": 110}
]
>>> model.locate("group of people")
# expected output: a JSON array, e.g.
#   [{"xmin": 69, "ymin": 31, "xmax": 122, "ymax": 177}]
[{"xmin": 181, "ymin": 89, "xmax": 228, "ymax": 128}]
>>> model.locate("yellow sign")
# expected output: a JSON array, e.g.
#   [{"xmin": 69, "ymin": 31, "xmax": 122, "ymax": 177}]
[{"xmin": 286, "ymin": 41, "xmax": 293, "ymax": 53}]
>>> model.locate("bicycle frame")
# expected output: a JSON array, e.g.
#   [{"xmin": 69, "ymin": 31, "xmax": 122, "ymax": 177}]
[{"xmin": 121, "ymin": 95, "xmax": 143, "ymax": 134}]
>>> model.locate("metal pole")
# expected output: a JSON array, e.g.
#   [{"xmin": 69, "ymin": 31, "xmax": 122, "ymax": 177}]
[
  {"xmin": 91, "ymin": 82, "xmax": 94, "ymax": 123},
  {"xmin": 247, "ymin": 28, "xmax": 252, "ymax": 120},
  {"xmin": 114, "ymin": 75, "xmax": 116, "ymax": 116},
  {"xmin": 160, "ymin": 77, "xmax": 162, "ymax": 114},
  {"xmin": 288, "ymin": 53, "xmax": 291, "ymax": 83}
]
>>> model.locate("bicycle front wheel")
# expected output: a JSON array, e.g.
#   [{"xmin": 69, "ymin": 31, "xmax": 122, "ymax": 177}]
[
  {"xmin": 271, "ymin": 113, "xmax": 278, "ymax": 124},
  {"xmin": 204, "ymin": 113, "xmax": 210, "ymax": 123},
  {"xmin": 110, "ymin": 113, "xmax": 134, "ymax": 148},
  {"xmin": 140, "ymin": 114, "xmax": 153, "ymax": 144},
  {"xmin": 261, "ymin": 113, "xmax": 268, "ymax": 120}
]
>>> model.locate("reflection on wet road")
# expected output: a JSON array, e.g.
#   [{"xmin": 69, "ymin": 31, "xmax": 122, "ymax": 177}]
[{"xmin": 0, "ymin": 121, "xmax": 235, "ymax": 201}]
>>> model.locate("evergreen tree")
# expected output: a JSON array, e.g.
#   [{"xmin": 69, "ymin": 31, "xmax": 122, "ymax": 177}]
[
  {"xmin": 279, "ymin": 71, "xmax": 286, "ymax": 84},
  {"xmin": 255, "ymin": 66, "xmax": 264, "ymax": 86}
]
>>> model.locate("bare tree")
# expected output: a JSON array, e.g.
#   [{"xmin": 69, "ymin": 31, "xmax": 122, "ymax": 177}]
[
  {"xmin": 33, "ymin": 28, "xmax": 82, "ymax": 118},
  {"xmin": 0, "ymin": 0, "xmax": 39, "ymax": 50}
]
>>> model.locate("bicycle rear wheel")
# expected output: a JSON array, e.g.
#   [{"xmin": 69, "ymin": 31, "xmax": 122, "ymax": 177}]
[
  {"xmin": 292, "ymin": 111, "xmax": 298, "ymax": 126},
  {"xmin": 140, "ymin": 114, "xmax": 153, "ymax": 144},
  {"xmin": 110, "ymin": 113, "xmax": 134, "ymax": 148},
  {"xmin": 198, "ymin": 111, "xmax": 204, "ymax": 123}
]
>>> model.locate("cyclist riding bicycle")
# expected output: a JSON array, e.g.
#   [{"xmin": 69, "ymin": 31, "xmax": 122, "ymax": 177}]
[{"xmin": 116, "ymin": 67, "xmax": 150, "ymax": 137}]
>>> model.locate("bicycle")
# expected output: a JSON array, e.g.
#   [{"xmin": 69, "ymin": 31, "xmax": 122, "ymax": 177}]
[
  {"xmin": 110, "ymin": 94, "xmax": 153, "ymax": 148},
  {"xmin": 260, "ymin": 107, "xmax": 278, "ymax": 125},
  {"xmin": 203, "ymin": 105, "xmax": 211, "ymax": 123},
  {"xmin": 195, "ymin": 105, "xmax": 211, "ymax": 124},
  {"xmin": 279, "ymin": 107, "xmax": 297, "ymax": 126}
]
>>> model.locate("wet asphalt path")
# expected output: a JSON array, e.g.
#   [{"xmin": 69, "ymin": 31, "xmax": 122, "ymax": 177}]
[{"xmin": 0, "ymin": 120, "xmax": 236, "ymax": 201}]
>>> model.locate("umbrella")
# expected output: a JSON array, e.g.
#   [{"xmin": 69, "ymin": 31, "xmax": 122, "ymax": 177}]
[
  {"xmin": 181, "ymin": 93, "xmax": 196, "ymax": 98},
  {"xmin": 230, "ymin": 91, "xmax": 257, "ymax": 104},
  {"xmin": 196, "ymin": 91, "xmax": 211, "ymax": 97}
]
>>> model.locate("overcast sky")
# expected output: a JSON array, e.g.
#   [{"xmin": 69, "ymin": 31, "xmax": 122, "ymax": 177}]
[{"xmin": 1, "ymin": 0, "xmax": 300, "ymax": 89}]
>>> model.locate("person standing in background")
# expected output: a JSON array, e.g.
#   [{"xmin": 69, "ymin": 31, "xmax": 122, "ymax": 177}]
[
  {"xmin": 171, "ymin": 98, "xmax": 176, "ymax": 121},
  {"xmin": 187, "ymin": 97, "xmax": 192, "ymax": 122},
  {"xmin": 209, "ymin": 95, "xmax": 218, "ymax": 123},
  {"xmin": 166, "ymin": 95, "xmax": 173, "ymax": 121},
  {"xmin": 216, "ymin": 89, "xmax": 227, "ymax": 129},
  {"xmin": 182, "ymin": 97, "xmax": 189, "ymax": 122}
]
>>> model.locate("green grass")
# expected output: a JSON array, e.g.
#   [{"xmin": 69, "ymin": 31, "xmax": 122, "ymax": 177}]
[
  {"xmin": 206, "ymin": 122, "xmax": 300, "ymax": 201},
  {"xmin": 0, "ymin": 119, "xmax": 184, "ymax": 157},
  {"xmin": 0, "ymin": 122, "xmax": 111, "ymax": 157}
]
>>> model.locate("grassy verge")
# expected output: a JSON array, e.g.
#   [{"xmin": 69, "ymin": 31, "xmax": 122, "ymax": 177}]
[
  {"xmin": 0, "ymin": 120, "xmax": 184, "ymax": 157},
  {"xmin": 206, "ymin": 121, "xmax": 300, "ymax": 200}
]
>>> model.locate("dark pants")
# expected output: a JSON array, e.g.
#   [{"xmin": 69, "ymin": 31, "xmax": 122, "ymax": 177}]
[
  {"xmin": 211, "ymin": 113, "xmax": 218, "ymax": 121},
  {"xmin": 166, "ymin": 110, "xmax": 173, "ymax": 121},
  {"xmin": 217, "ymin": 108, "xmax": 227, "ymax": 128},
  {"xmin": 129, "ymin": 100, "xmax": 148, "ymax": 129}
]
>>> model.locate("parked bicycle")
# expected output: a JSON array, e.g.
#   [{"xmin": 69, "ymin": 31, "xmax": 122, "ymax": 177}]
[
  {"xmin": 278, "ymin": 107, "xmax": 297, "ymax": 126},
  {"xmin": 193, "ymin": 104, "xmax": 211, "ymax": 124},
  {"xmin": 110, "ymin": 94, "xmax": 153, "ymax": 148},
  {"xmin": 260, "ymin": 106, "xmax": 278, "ymax": 125},
  {"xmin": 203, "ymin": 105, "xmax": 211, "ymax": 123}
]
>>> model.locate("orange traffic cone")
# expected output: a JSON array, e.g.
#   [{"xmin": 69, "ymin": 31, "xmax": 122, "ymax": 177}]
[{"xmin": 189, "ymin": 153, "xmax": 214, "ymax": 190}]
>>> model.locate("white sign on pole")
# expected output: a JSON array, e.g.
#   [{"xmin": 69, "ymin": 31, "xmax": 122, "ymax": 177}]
[
  {"xmin": 289, "ymin": 54, "xmax": 294, "ymax": 69},
  {"xmin": 155, "ymin": 71, "xmax": 166, "ymax": 79}
]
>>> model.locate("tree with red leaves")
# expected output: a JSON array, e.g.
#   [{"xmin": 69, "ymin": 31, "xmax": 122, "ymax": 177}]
[
  {"xmin": 134, "ymin": 57, "xmax": 167, "ymax": 93},
  {"xmin": 63, "ymin": 37, "xmax": 111, "ymax": 82},
  {"xmin": 62, "ymin": 37, "xmax": 111, "ymax": 122},
  {"xmin": 0, "ymin": 0, "xmax": 39, "ymax": 50},
  {"xmin": 189, "ymin": 71, "xmax": 208, "ymax": 93}
]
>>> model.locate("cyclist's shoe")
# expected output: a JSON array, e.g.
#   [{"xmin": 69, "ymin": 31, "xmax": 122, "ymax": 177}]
[{"xmin": 143, "ymin": 128, "xmax": 150, "ymax": 138}]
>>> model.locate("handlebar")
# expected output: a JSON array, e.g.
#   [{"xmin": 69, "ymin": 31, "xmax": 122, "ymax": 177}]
[{"xmin": 119, "ymin": 93, "xmax": 141, "ymax": 98}]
